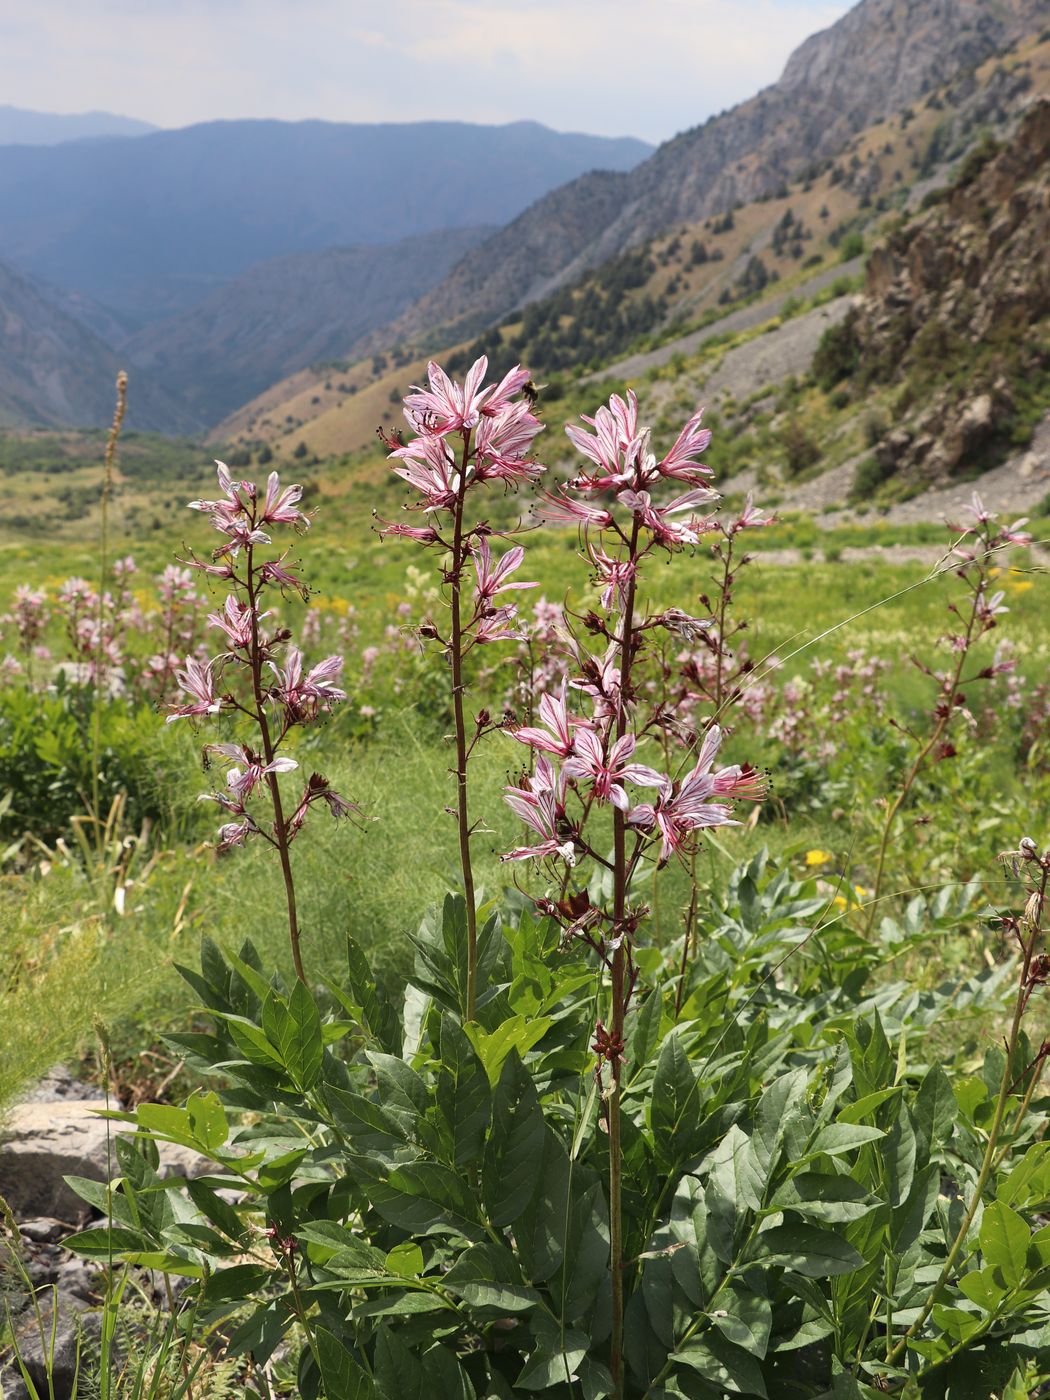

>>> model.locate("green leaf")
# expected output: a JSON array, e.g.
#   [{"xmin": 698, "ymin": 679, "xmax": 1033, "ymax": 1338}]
[
  {"xmin": 64, "ymin": 1226, "xmax": 153, "ymax": 1257},
  {"xmin": 368, "ymin": 1160, "xmax": 481, "ymax": 1233},
  {"xmin": 808, "ymin": 1123, "xmax": 885, "ymax": 1158},
  {"xmin": 673, "ymin": 1332, "xmax": 768, "ymax": 1396},
  {"xmin": 709, "ymin": 1286, "xmax": 772, "ymax": 1358},
  {"xmin": 914, "ymin": 1064, "xmax": 957, "ymax": 1153},
  {"xmin": 463, "ymin": 1014, "xmax": 553, "ymax": 1085},
  {"xmin": 708, "ymin": 1125, "xmax": 763, "ymax": 1213},
  {"xmin": 482, "ymin": 1049, "xmax": 546, "ymax": 1227},
  {"xmin": 753, "ymin": 1068, "xmax": 810, "ymax": 1177},
  {"xmin": 998, "ymin": 1142, "xmax": 1050, "ymax": 1211},
  {"xmin": 267, "ymin": 981, "xmax": 324, "ymax": 1090},
  {"xmin": 374, "ymin": 1325, "xmax": 424, "ymax": 1400},
  {"xmin": 629, "ymin": 989, "xmax": 663, "ymax": 1069},
  {"xmin": 957, "ymin": 1267, "xmax": 1007, "ymax": 1312},
  {"xmin": 515, "ymin": 1331, "xmax": 589, "ymax": 1391},
  {"xmin": 436, "ymin": 1012, "xmax": 491, "ymax": 1168},
  {"xmin": 187, "ymin": 1179, "xmax": 246, "ymax": 1244},
  {"xmin": 314, "ymin": 1325, "xmax": 375, "ymax": 1399},
  {"xmin": 345, "ymin": 935, "xmax": 402, "ymax": 1054},
  {"xmin": 186, "ymin": 1090, "xmax": 229, "ymax": 1151},
  {"xmin": 385, "ymin": 1242, "xmax": 424, "ymax": 1278},
  {"xmin": 651, "ymin": 1032, "xmax": 702, "ymax": 1166},
  {"xmin": 772, "ymin": 1172, "xmax": 879, "ymax": 1224},
  {"xmin": 979, "ymin": 1199, "xmax": 1030, "ymax": 1289},
  {"xmin": 216, "ymin": 1013, "xmax": 286, "ymax": 1070},
  {"xmin": 837, "ymin": 1088, "xmax": 902, "ymax": 1125},
  {"xmin": 749, "ymin": 1223, "xmax": 866, "ymax": 1276}
]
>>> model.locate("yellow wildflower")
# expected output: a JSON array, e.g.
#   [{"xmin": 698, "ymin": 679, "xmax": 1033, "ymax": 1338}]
[{"xmin": 805, "ymin": 849, "xmax": 832, "ymax": 866}]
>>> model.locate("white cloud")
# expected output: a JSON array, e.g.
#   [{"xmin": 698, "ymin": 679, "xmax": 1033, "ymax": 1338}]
[{"xmin": 0, "ymin": 0, "xmax": 851, "ymax": 143}]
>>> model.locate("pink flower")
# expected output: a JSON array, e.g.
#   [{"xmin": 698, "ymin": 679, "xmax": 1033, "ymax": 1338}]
[
  {"xmin": 512, "ymin": 681, "xmax": 582, "ymax": 757},
  {"xmin": 207, "ymin": 595, "xmax": 260, "ymax": 650},
  {"xmin": 474, "ymin": 603, "xmax": 524, "ymax": 644},
  {"xmin": 260, "ymin": 555, "xmax": 307, "ymax": 595},
  {"xmin": 617, "ymin": 488, "xmax": 718, "ymax": 548},
  {"xmin": 563, "ymin": 730, "xmax": 662, "ymax": 811},
  {"xmin": 590, "ymin": 547, "xmax": 636, "ymax": 611},
  {"xmin": 261, "ymin": 471, "xmax": 308, "ymax": 527},
  {"xmin": 537, "ymin": 490, "xmax": 613, "ymax": 529},
  {"xmin": 225, "ymin": 753, "xmax": 299, "ymax": 802},
  {"xmin": 627, "ymin": 726, "xmax": 766, "ymax": 861},
  {"xmin": 472, "ymin": 539, "xmax": 535, "ymax": 603},
  {"xmin": 377, "ymin": 519, "xmax": 441, "ymax": 543},
  {"xmin": 167, "ymin": 657, "xmax": 221, "ymax": 722},
  {"xmin": 502, "ymin": 757, "xmax": 575, "ymax": 863},
  {"xmin": 656, "ymin": 407, "xmax": 714, "ymax": 485},
  {"xmin": 404, "ymin": 356, "xmax": 491, "ymax": 435},
  {"xmin": 564, "ymin": 397, "xmax": 641, "ymax": 493},
  {"xmin": 216, "ymin": 819, "xmax": 255, "ymax": 852},
  {"xmin": 390, "ymin": 434, "xmax": 460, "ymax": 511},
  {"xmin": 658, "ymin": 608, "xmax": 712, "ymax": 641},
  {"xmin": 270, "ymin": 648, "xmax": 346, "ymax": 715},
  {"xmin": 730, "ymin": 493, "xmax": 776, "ymax": 533},
  {"xmin": 475, "ymin": 400, "xmax": 545, "ymax": 482}
]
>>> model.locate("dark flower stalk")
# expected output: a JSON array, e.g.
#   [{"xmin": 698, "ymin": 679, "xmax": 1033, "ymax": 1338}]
[
  {"xmin": 507, "ymin": 391, "xmax": 766, "ymax": 1397},
  {"xmin": 171, "ymin": 463, "xmax": 358, "ymax": 982},
  {"xmin": 865, "ymin": 493, "xmax": 1030, "ymax": 932},
  {"xmin": 888, "ymin": 835, "xmax": 1048, "ymax": 1367},
  {"xmin": 379, "ymin": 357, "xmax": 546, "ymax": 1020}
]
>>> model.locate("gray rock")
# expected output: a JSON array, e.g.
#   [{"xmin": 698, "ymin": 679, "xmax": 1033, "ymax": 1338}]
[
  {"xmin": 0, "ymin": 1292, "xmax": 100, "ymax": 1400},
  {"xmin": 0, "ymin": 1101, "xmax": 210, "ymax": 1221}
]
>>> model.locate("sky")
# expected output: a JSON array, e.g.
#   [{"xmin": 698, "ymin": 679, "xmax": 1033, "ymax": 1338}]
[{"xmin": 1, "ymin": 0, "xmax": 852, "ymax": 145}]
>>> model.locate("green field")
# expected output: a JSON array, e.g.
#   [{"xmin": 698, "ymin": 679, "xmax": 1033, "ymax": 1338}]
[{"xmin": 1, "ymin": 430, "xmax": 1046, "ymax": 1106}]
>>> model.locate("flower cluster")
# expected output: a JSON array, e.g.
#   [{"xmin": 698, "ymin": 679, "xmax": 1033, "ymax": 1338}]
[
  {"xmin": 378, "ymin": 355, "xmax": 546, "ymax": 648},
  {"xmin": 504, "ymin": 394, "xmax": 766, "ymax": 885},
  {"xmin": 171, "ymin": 463, "xmax": 358, "ymax": 871}
]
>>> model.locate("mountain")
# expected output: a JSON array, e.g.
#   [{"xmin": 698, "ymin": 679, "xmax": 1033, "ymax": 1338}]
[
  {"xmin": 0, "ymin": 106, "xmax": 156, "ymax": 146},
  {"xmin": 828, "ymin": 97, "xmax": 1050, "ymax": 490},
  {"xmin": 217, "ymin": 23, "xmax": 1050, "ymax": 463},
  {"xmin": 383, "ymin": 0, "xmax": 1050, "ymax": 349},
  {"xmin": 124, "ymin": 226, "xmax": 496, "ymax": 425},
  {"xmin": 0, "ymin": 260, "xmax": 196, "ymax": 433},
  {"xmin": 0, "ymin": 120, "xmax": 652, "ymax": 327}
]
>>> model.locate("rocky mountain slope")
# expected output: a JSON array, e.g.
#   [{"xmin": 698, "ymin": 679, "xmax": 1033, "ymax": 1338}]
[
  {"xmin": 0, "ymin": 261, "xmax": 194, "ymax": 434},
  {"xmin": 383, "ymin": 0, "xmax": 1050, "ymax": 349},
  {"xmin": 124, "ymin": 226, "xmax": 495, "ymax": 426},
  {"xmin": 833, "ymin": 97, "xmax": 1050, "ymax": 488},
  {"xmin": 220, "ymin": 28, "xmax": 1049, "ymax": 464},
  {"xmin": 0, "ymin": 120, "xmax": 651, "ymax": 327}
]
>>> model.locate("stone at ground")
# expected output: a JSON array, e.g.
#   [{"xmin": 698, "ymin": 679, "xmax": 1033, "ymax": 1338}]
[
  {"xmin": 0, "ymin": 1292, "xmax": 100, "ymax": 1400},
  {"xmin": 0, "ymin": 1100, "xmax": 211, "ymax": 1221}
]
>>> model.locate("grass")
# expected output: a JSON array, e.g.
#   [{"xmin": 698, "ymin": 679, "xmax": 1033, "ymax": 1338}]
[{"xmin": 0, "ymin": 425, "xmax": 1047, "ymax": 1108}]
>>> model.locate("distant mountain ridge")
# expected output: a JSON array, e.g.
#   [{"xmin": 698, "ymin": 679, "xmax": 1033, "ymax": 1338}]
[
  {"xmin": 0, "ymin": 260, "xmax": 195, "ymax": 434},
  {"xmin": 382, "ymin": 0, "xmax": 1050, "ymax": 349},
  {"xmin": 124, "ymin": 227, "xmax": 496, "ymax": 425},
  {"xmin": 0, "ymin": 119, "xmax": 652, "ymax": 326},
  {"xmin": 0, "ymin": 106, "xmax": 156, "ymax": 146}
]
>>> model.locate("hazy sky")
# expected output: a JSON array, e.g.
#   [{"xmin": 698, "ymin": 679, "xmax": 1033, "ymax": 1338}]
[{"xmin": 3, "ymin": 0, "xmax": 851, "ymax": 145}]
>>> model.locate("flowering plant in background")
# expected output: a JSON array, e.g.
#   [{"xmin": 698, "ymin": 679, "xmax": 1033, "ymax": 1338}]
[
  {"xmin": 170, "ymin": 462, "xmax": 358, "ymax": 981},
  {"xmin": 507, "ymin": 391, "xmax": 767, "ymax": 1397},
  {"xmin": 865, "ymin": 492, "xmax": 1032, "ymax": 929},
  {"xmin": 378, "ymin": 355, "xmax": 545, "ymax": 1018}
]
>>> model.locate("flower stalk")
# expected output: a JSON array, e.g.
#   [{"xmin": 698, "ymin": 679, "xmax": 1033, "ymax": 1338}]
[
  {"xmin": 172, "ymin": 462, "xmax": 358, "ymax": 982},
  {"xmin": 379, "ymin": 357, "xmax": 546, "ymax": 1020}
]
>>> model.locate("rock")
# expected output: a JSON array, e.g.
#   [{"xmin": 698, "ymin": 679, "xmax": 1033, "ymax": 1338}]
[
  {"xmin": 0, "ymin": 1293, "xmax": 101, "ymax": 1400},
  {"xmin": 21, "ymin": 1067, "xmax": 101, "ymax": 1105},
  {"xmin": 0, "ymin": 1101, "xmax": 210, "ymax": 1221},
  {"xmin": 0, "ymin": 1100, "xmax": 110, "ymax": 1220}
]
